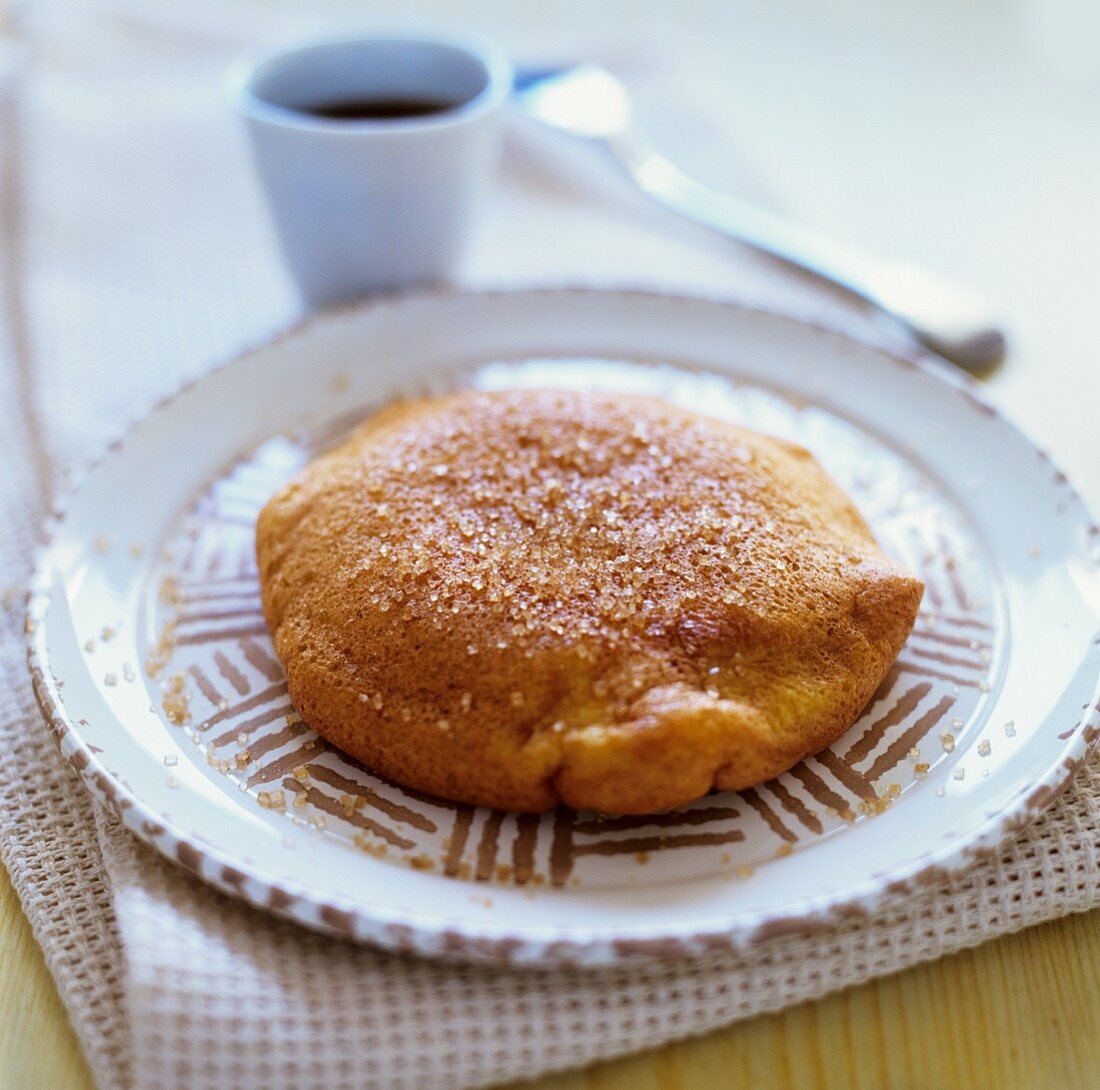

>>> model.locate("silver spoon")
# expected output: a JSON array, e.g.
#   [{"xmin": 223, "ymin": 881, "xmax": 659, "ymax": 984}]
[{"xmin": 514, "ymin": 63, "xmax": 1006, "ymax": 373}]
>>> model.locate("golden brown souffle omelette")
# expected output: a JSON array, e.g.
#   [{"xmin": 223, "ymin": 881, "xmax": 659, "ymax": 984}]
[{"xmin": 256, "ymin": 388, "xmax": 923, "ymax": 815}]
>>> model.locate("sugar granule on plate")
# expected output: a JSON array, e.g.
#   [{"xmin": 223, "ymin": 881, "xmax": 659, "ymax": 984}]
[{"xmin": 161, "ymin": 672, "xmax": 191, "ymax": 725}]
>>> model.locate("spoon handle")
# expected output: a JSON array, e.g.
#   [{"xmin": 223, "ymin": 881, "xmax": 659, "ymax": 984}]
[{"xmin": 608, "ymin": 131, "xmax": 1006, "ymax": 373}]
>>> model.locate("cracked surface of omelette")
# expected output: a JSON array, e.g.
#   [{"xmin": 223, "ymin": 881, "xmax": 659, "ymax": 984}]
[{"xmin": 256, "ymin": 388, "xmax": 923, "ymax": 815}]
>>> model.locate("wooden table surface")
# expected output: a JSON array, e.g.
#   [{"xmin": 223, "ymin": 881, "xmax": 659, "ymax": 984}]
[{"xmin": 4, "ymin": 1, "xmax": 1100, "ymax": 1087}]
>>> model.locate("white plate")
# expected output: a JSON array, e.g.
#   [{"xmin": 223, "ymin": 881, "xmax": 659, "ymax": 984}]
[{"xmin": 27, "ymin": 288, "xmax": 1100, "ymax": 964}]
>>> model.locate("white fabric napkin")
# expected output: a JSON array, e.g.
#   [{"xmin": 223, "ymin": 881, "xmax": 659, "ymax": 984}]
[{"xmin": 3, "ymin": 3, "xmax": 1100, "ymax": 1089}]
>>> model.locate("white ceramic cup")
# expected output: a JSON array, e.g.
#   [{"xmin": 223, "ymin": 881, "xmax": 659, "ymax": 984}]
[{"xmin": 227, "ymin": 33, "xmax": 512, "ymax": 307}]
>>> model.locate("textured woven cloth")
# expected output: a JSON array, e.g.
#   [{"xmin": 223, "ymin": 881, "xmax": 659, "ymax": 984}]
[{"xmin": 2, "ymin": 2, "xmax": 1100, "ymax": 1088}]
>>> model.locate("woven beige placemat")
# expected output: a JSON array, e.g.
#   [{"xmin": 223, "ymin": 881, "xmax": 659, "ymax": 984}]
[{"xmin": 3, "ymin": 2, "xmax": 1100, "ymax": 1088}]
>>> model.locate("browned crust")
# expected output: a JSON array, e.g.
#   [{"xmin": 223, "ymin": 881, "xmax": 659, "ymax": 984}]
[{"xmin": 257, "ymin": 388, "xmax": 923, "ymax": 814}]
